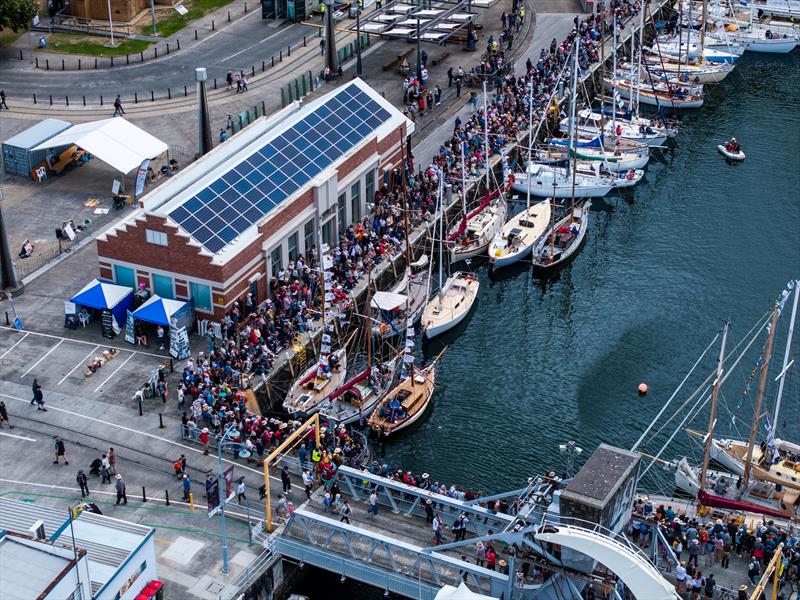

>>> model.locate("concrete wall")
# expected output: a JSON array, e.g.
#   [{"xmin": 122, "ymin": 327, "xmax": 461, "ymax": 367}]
[
  {"xmin": 69, "ymin": 0, "xmax": 178, "ymax": 23},
  {"xmin": 97, "ymin": 533, "xmax": 158, "ymax": 600}
]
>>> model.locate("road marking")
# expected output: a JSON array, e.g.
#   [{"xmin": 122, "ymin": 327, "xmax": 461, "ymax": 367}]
[
  {"xmin": 0, "ymin": 332, "xmax": 30, "ymax": 361},
  {"xmin": 58, "ymin": 345, "xmax": 100, "ymax": 385},
  {"xmin": 0, "ymin": 431, "xmax": 37, "ymax": 442},
  {"xmin": 220, "ymin": 25, "xmax": 296, "ymax": 63},
  {"xmin": 201, "ymin": 6, "xmax": 261, "ymax": 44},
  {"xmin": 94, "ymin": 352, "xmax": 136, "ymax": 393},
  {"xmin": 0, "ymin": 392, "xmax": 275, "ymax": 480},
  {"xmin": 20, "ymin": 339, "xmax": 64, "ymax": 378},
  {"xmin": 0, "ymin": 326, "xmax": 168, "ymax": 359}
]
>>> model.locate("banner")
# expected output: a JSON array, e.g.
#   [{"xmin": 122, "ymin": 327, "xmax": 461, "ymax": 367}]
[
  {"xmin": 206, "ymin": 478, "xmax": 219, "ymax": 515},
  {"xmin": 223, "ymin": 466, "xmax": 235, "ymax": 501},
  {"xmin": 134, "ymin": 159, "xmax": 151, "ymax": 200},
  {"xmin": 124, "ymin": 310, "xmax": 135, "ymax": 345}
]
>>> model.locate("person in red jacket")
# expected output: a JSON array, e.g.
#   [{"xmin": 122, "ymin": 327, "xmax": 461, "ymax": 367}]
[{"xmin": 199, "ymin": 428, "xmax": 210, "ymax": 455}]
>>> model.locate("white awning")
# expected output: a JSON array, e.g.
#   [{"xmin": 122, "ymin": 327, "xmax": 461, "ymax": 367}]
[
  {"xmin": 32, "ymin": 118, "xmax": 168, "ymax": 174},
  {"xmin": 371, "ymin": 291, "xmax": 408, "ymax": 311},
  {"xmin": 435, "ymin": 583, "xmax": 497, "ymax": 600}
]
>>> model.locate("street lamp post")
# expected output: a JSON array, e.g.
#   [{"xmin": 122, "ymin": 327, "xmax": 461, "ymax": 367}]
[
  {"xmin": 355, "ymin": 1, "xmax": 363, "ymax": 77},
  {"xmin": 416, "ymin": 16, "xmax": 421, "ymax": 80},
  {"xmin": 216, "ymin": 425, "xmax": 239, "ymax": 575},
  {"xmin": 106, "ymin": 0, "xmax": 117, "ymax": 46},
  {"xmin": 151, "ymin": 0, "xmax": 157, "ymax": 35}
]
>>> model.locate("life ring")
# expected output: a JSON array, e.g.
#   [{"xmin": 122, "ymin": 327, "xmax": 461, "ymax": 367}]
[
  {"xmin": 379, "ymin": 323, "xmax": 389, "ymax": 335},
  {"xmin": 626, "ymin": 170, "xmax": 634, "ymax": 181}
]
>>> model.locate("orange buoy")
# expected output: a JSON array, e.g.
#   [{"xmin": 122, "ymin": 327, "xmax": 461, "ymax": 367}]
[{"xmin": 638, "ymin": 383, "xmax": 649, "ymax": 395}]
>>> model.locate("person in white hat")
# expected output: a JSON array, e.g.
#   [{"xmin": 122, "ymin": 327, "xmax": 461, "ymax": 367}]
[{"xmin": 115, "ymin": 473, "xmax": 127, "ymax": 505}]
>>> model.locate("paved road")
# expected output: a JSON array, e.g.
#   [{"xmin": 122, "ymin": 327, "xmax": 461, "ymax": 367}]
[{"xmin": 0, "ymin": 16, "xmax": 317, "ymax": 98}]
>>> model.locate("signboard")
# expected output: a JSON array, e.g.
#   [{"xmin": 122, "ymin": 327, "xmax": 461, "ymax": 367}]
[
  {"xmin": 13, "ymin": 317, "xmax": 23, "ymax": 331},
  {"xmin": 124, "ymin": 310, "xmax": 136, "ymax": 345},
  {"xmin": 206, "ymin": 477, "xmax": 219, "ymax": 516},
  {"xmin": 134, "ymin": 159, "xmax": 150, "ymax": 200},
  {"xmin": 169, "ymin": 326, "xmax": 190, "ymax": 360},
  {"xmin": 175, "ymin": 4, "xmax": 188, "ymax": 14},
  {"xmin": 64, "ymin": 301, "xmax": 77, "ymax": 315}
]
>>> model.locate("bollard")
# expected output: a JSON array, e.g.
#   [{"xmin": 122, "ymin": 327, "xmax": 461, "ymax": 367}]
[
  {"xmin": 189, "ymin": 492, "xmax": 194, "ymax": 510},
  {"xmin": 279, "ymin": 50, "xmax": 282, "ymax": 61},
  {"xmin": 165, "ymin": 490, "xmax": 170, "ymax": 506},
  {"xmin": 184, "ymin": 85, "xmax": 187, "ymax": 96},
  {"xmin": 213, "ymin": 78, "xmax": 217, "ymax": 89},
  {"xmin": 288, "ymin": 44, "xmax": 291, "ymax": 56},
  {"xmin": 262, "ymin": 60, "xmax": 265, "ymax": 72},
  {"xmin": 212, "ymin": 19, "xmax": 215, "ymax": 30},
  {"xmin": 4, "ymin": 312, "xmax": 8, "ymax": 326},
  {"xmin": 126, "ymin": 54, "xmax": 129, "ymax": 65},
  {"xmin": 159, "ymin": 413, "xmax": 165, "ymax": 428},
  {"xmin": 78, "ymin": 58, "xmax": 81, "ymax": 70},
  {"xmin": 66, "ymin": 96, "xmax": 69, "ymax": 106},
  {"xmin": 95, "ymin": 58, "xmax": 98, "ymax": 69},
  {"xmin": 62, "ymin": 59, "xmax": 65, "ymax": 70},
  {"xmin": 49, "ymin": 95, "xmax": 52, "ymax": 106},
  {"xmin": 227, "ymin": 10, "xmax": 231, "ymax": 21},
  {"xmin": 138, "ymin": 395, "xmax": 143, "ymax": 415},
  {"xmin": 140, "ymin": 51, "xmax": 144, "ymax": 61},
  {"xmin": 167, "ymin": 88, "xmax": 171, "ymax": 100},
  {"xmin": 151, "ymin": 90, "xmax": 154, "ymax": 102},
  {"xmin": 195, "ymin": 29, "xmax": 198, "ymax": 40},
  {"xmin": 303, "ymin": 35, "xmax": 306, "ymax": 46},
  {"xmin": 177, "ymin": 39, "xmax": 180, "ymax": 50},
  {"xmin": 251, "ymin": 65, "xmax": 254, "ymax": 76},
  {"xmin": 35, "ymin": 57, "xmax": 39, "ymax": 68},
  {"xmin": 154, "ymin": 47, "xmax": 158, "ymax": 58},
  {"xmin": 244, "ymin": 1, "xmax": 247, "ymax": 11},
  {"xmin": 142, "ymin": 487, "xmax": 147, "ymax": 502},
  {"xmin": 135, "ymin": 92, "xmax": 138, "ymax": 103},
  {"xmin": 33, "ymin": 93, "xmax": 37, "ymax": 104},
  {"xmin": 100, "ymin": 95, "xmax": 104, "ymax": 106},
  {"xmin": 83, "ymin": 96, "xmax": 86, "ymax": 106},
  {"xmin": 166, "ymin": 43, "xmax": 170, "ymax": 54},
  {"xmin": 110, "ymin": 56, "xmax": 114, "ymax": 67},
  {"xmin": 271, "ymin": 56, "xmax": 274, "ymax": 67},
  {"xmin": 319, "ymin": 28, "xmax": 322, "ymax": 37},
  {"xmin": 46, "ymin": 59, "xmax": 49, "ymax": 70},
  {"xmin": 19, "ymin": 49, "xmax": 23, "ymax": 60}
]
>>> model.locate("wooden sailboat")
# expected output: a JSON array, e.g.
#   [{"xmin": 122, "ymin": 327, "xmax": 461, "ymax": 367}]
[
  {"xmin": 283, "ymin": 243, "xmax": 352, "ymax": 416},
  {"xmin": 422, "ymin": 169, "xmax": 480, "ymax": 339}
]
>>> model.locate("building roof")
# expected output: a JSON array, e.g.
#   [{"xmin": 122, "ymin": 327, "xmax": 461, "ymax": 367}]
[
  {"xmin": 3, "ymin": 118, "xmax": 72, "ymax": 149},
  {"xmin": 0, "ymin": 531, "xmax": 78, "ymax": 600},
  {"xmin": 0, "ymin": 498, "xmax": 153, "ymax": 594},
  {"xmin": 562, "ymin": 444, "xmax": 640, "ymax": 507},
  {"xmin": 153, "ymin": 78, "xmax": 410, "ymax": 262}
]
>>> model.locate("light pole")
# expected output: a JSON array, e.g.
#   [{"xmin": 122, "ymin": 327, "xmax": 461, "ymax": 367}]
[
  {"xmin": 415, "ymin": 16, "xmax": 421, "ymax": 80},
  {"xmin": 216, "ymin": 425, "xmax": 239, "ymax": 575},
  {"xmin": 106, "ymin": 0, "xmax": 117, "ymax": 47},
  {"xmin": 151, "ymin": 0, "xmax": 157, "ymax": 35},
  {"xmin": 355, "ymin": 0, "xmax": 363, "ymax": 77}
]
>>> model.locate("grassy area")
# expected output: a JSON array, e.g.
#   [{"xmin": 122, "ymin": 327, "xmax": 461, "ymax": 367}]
[
  {"xmin": 42, "ymin": 33, "xmax": 150, "ymax": 56},
  {"xmin": 141, "ymin": 0, "xmax": 237, "ymax": 38},
  {"xmin": 0, "ymin": 29, "xmax": 26, "ymax": 48}
]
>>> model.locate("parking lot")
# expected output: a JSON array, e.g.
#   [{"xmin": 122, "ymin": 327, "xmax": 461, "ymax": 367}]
[{"xmin": 0, "ymin": 326, "xmax": 173, "ymax": 404}]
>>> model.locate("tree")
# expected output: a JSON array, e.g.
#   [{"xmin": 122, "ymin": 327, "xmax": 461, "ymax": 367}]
[{"xmin": 0, "ymin": 0, "xmax": 39, "ymax": 33}]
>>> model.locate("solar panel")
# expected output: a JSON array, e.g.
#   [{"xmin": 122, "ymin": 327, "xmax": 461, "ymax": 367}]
[{"xmin": 168, "ymin": 83, "xmax": 394, "ymax": 254}]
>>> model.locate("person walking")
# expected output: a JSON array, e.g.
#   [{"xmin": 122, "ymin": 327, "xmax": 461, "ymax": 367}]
[
  {"xmin": 77, "ymin": 470, "xmax": 89, "ymax": 497},
  {"xmin": 475, "ymin": 541, "xmax": 486, "ymax": 566},
  {"xmin": 115, "ymin": 474, "xmax": 128, "ymax": 505},
  {"xmin": 53, "ymin": 436, "xmax": 68, "ymax": 465},
  {"xmin": 0, "ymin": 90, "xmax": 8, "ymax": 110},
  {"xmin": 236, "ymin": 479, "xmax": 247, "ymax": 504},
  {"xmin": 200, "ymin": 428, "xmax": 210, "ymax": 455},
  {"xmin": 31, "ymin": 378, "xmax": 46, "ymax": 411},
  {"xmin": 241, "ymin": 72, "xmax": 248, "ymax": 92},
  {"xmin": 339, "ymin": 500, "xmax": 352, "ymax": 524},
  {"xmin": 367, "ymin": 490, "xmax": 378, "ymax": 517},
  {"xmin": 101, "ymin": 454, "xmax": 112, "ymax": 483},
  {"xmin": 107, "ymin": 448, "xmax": 116, "ymax": 475},
  {"xmin": 113, "ymin": 95, "xmax": 125, "ymax": 116},
  {"xmin": 302, "ymin": 469, "xmax": 314, "ymax": 499},
  {"xmin": 320, "ymin": 37, "xmax": 325, "ymax": 55},
  {"xmin": 432, "ymin": 513, "xmax": 443, "ymax": 545},
  {"xmin": 0, "ymin": 400, "xmax": 13, "ymax": 428},
  {"xmin": 226, "ymin": 71, "xmax": 234, "ymax": 90},
  {"xmin": 219, "ymin": 129, "xmax": 228, "ymax": 144},
  {"xmin": 281, "ymin": 465, "xmax": 291, "ymax": 493},
  {"xmin": 182, "ymin": 473, "xmax": 192, "ymax": 501}
]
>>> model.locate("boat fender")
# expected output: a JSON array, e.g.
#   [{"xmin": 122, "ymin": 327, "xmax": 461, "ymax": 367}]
[
  {"xmin": 626, "ymin": 170, "xmax": 635, "ymax": 181},
  {"xmin": 638, "ymin": 383, "xmax": 648, "ymax": 394}
]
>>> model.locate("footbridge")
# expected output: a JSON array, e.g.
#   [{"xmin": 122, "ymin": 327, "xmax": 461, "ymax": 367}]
[{"xmin": 268, "ymin": 466, "xmax": 679, "ymax": 599}]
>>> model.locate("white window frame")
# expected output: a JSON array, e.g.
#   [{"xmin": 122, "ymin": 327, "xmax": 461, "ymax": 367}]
[{"xmin": 145, "ymin": 229, "xmax": 168, "ymax": 246}]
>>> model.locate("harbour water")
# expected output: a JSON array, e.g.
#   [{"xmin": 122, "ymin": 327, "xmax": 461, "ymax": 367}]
[{"xmin": 380, "ymin": 51, "xmax": 800, "ymax": 493}]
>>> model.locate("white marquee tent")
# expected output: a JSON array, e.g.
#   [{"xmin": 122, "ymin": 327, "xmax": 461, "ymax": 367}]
[{"xmin": 32, "ymin": 117, "xmax": 168, "ymax": 174}]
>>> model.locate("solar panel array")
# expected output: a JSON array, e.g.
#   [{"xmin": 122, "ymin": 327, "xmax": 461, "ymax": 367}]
[{"xmin": 168, "ymin": 83, "xmax": 393, "ymax": 254}]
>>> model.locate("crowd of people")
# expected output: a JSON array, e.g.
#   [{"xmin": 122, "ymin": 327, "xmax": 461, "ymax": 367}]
[{"xmin": 630, "ymin": 498, "xmax": 800, "ymax": 599}]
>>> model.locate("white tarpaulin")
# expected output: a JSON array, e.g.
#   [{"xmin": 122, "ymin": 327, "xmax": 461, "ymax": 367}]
[
  {"xmin": 435, "ymin": 583, "xmax": 497, "ymax": 600},
  {"xmin": 32, "ymin": 118, "xmax": 168, "ymax": 174},
  {"xmin": 371, "ymin": 291, "xmax": 408, "ymax": 311}
]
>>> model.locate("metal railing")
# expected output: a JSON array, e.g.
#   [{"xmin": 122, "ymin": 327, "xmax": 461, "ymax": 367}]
[{"xmin": 13, "ymin": 220, "xmax": 94, "ymax": 280}]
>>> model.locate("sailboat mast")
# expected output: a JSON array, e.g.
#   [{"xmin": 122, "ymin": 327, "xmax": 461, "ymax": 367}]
[
  {"xmin": 569, "ymin": 37, "xmax": 580, "ymax": 200},
  {"xmin": 686, "ymin": 0, "xmax": 693, "ymax": 71},
  {"xmin": 461, "ymin": 142, "xmax": 467, "ymax": 215},
  {"xmin": 742, "ymin": 303, "xmax": 780, "ymax": 488},
  {"xmin": 600, "ymin": 16, "xmax": 606, "ymax": 118},
  {"xmin": 525, "ymin": 74, "xmax": 534, "ymax": 213},
  {"xmin": 612, "ymin": 12, "xmax": 618, "ymax": 137},
  {"xmin": 635, "ymin": 0, "xmax": 645, "ymax": 111},
  {"xmin": 366, "ymin": 261, "xmax": 372, "ymax": 370},
  {"xmin": 483, "ymin": 79, "xmax": 490, "ymax": 190},
  {"xmin": 437, "ymin": 169, "xmax": 443, "ymax": 293},
  {"xmin": 701, "ymin": 0, "xmax": 708, "ymax": 48},
  {"xmin": 698, "ymin": 321, "xmax": 729, "ymax": 498},
  {"xmin": 400, "ymin": 134, "xmax": 412, "ymax": 316},
  {"xmin": 772, "ymin": 281, "xmax": 799, "ymax": 433}
]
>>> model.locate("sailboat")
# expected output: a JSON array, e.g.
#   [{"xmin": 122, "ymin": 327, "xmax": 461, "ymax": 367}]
[
  {"xmin": 421, "ymin": 168, "xmax": 480, "ymax": 339},
  {"xmin": 367, "ymin": 323, "xmax": 446, "ymax": 436},
  {"xmin": 373, "ymin": 139, "xmax": 433, "ymax": 339},
  {"xmin": 317, "ymin": 265, "xmax": 400, "ymax": 425},
  {"xmin": 488, "ymin": 76, "xmax": 552, "ymax": 270},
  {"xmin": 447, "ymin": 82, "xmax": 508, "ymax": 264},
  {"xmin": 283, "ymin": 243, "xmax": 351, "ymax": 416},
  {"xmin": 605, "ymin": 77, "xmax": 705, "ymax": 109}
]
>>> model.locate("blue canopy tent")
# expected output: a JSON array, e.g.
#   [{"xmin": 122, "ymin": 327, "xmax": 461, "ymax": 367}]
[
  {"xmin": 132, "ymin": 295, "xmax": 193, "ymax": 329},
  {"xmin": 70, "ymin": 279, "xmax": 134, "ymax": 329}
]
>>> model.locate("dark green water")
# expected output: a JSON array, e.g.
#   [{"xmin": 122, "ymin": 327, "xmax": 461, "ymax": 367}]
[{"xmin": 379, "ymin": 51, "xmax": 800, "ymax": 494}]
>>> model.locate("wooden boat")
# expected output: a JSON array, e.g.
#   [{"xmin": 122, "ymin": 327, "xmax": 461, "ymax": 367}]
[
  {"xmin": 422, "ymin": 273, "xmax": 479, "ymax": 339},
  {"xmin": 605, "ymin": 77, "xmax": 705, "ymax": 109},
  {"xmin": 317, "ymin": 360, "xmax": 398, "ymax": 425},
  {"xmin": 282, "ymin": 345, "xmax": 350, "ymax": 416},
  {"xmin": 488, "ymin": 201, "xmax": 551, "ymax": 268},
  {"xmin": 718, "ymin": 144, "xmax": 746, "ymax": 161},
  {"xmin": 532, "ymin": 202, "xmax": 591, "ymax": 271},
  {"xmin": 448, "ymin": 192, "xmax": 507, "ymax": 264},
  {"xmin": 368, "ymin": 359, "xmax": 440, "ymax": 436}
]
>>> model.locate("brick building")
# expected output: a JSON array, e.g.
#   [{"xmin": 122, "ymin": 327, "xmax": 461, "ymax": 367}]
[{"xmin": 97, "ymin": 80, "xmax": 412, "ymax": 320}]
